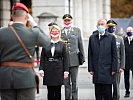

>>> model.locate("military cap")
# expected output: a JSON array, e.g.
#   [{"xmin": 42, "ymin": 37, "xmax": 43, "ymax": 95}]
[
  {"xmin": 107, "ymin": 20, "xmax": 117, "ymax": 26},
  {"xmin": 48, "ymin": 22, "xmax": 57, "ymax": 26},
  {"xmin": 63, "ymin": 14, "xmax": 72, "ymax": 21},
  {"xmin": 12, "ymin": 3, "xmax": 29, "ymax": 13}
]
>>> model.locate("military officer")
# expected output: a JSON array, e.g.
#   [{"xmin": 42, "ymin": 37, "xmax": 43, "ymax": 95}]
[
  {"xmin": 107, "ymin": 20, "xmax": 125, "ymax": 100},
  {"xmin": 0, "ymin": 3, "xmax": 50, "ymax": 100},
  {"xmin": 61, "ymin": 14, "xmax": 85, "ymax": 100}
]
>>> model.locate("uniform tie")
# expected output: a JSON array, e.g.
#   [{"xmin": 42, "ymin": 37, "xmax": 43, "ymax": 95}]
[{"xmin": 66, "ymin": 30, "xmax": 69, "ymax": 35}]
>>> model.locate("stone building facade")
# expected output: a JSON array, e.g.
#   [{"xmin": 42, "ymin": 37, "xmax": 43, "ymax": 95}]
[
  {"xmin": 0, "ymin": 0, "xmax": 111, "ymax": 66},
  {"xmin": 0, "ymin": 0, "xmax": 110, "ymax": 37}
]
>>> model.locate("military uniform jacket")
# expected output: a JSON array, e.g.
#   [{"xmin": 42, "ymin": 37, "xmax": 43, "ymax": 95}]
[
  {"xmin": 39, "ymin": 41, "xmax": 68, "ymax": 86},
  {"xmin": 61, "ymin": 27, "xmax": 85, "ymax": 67},
  {"xmin": 88, "ymin": 31, "xmax": 118, "ymax": 84},
  {"xmin": 0, "ymin": 23, "xmax": 50, "ymax": 89},
  {"xmin": 115, "ymin": 35, "xmax": 125, "ymax": 71}
]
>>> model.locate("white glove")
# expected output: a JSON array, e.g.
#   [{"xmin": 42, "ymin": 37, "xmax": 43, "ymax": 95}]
[
  {"xmin": 27, "ymin": 13, "xmax": 37, "ymax": 27},
  {"xmin": 8, "ymin": 21, "xmax": 13, "ymax": 26},
  {"xmin": 39, "ymin": 70, "xmax": 44, "ymax": 77}
]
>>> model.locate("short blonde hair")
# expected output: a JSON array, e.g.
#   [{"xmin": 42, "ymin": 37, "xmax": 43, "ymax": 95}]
[{"xmin": 49, "ymin": 25, "xmax": 62, "ymax": 41}]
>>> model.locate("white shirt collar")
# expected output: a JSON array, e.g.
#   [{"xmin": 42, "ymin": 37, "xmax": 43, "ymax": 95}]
[
  {"xmin": 127, "ymin": 35, "xmax": 133, "ymax": 40},
  {"xmin": 99, "ymin": 31, "xmax": 105, "ymax": 36},
  {"xmin": 99, "ymin": 32, "xmax": 105, "ymax": 39},
  {"xmin": 127, "ymin": 36, "xmax": 133, "ymax": 44}
]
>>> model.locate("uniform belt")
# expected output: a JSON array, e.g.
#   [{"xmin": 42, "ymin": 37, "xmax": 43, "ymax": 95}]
[
  {"xmin": 0, "ymin": 62, "xmax": 34, "ymax": 68},
  {"xmin": 48, "ymin": 58, "xmax": 62, "ymax": 62}
]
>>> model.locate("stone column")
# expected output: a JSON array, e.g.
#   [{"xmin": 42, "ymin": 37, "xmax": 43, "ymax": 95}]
[
  {"xmin": 82, "ymin": 0, "xmax": 91, "ymax": 67},
  {"xmin": 103, "ymin": 0, "xmax": 111, "ymax": 19},
  {"xmin": 89, "ymin": 0, "xmax": 97, "ymax": 34},
  {"xmin": 82, "ymin": 0, "xmax": 90, "ymax": 38},
  {"xmin": 0, "ymin": 0, "xmax": 2, "ymax": 27},
  {"xmin": 73, "ymin": 0, "xmax": 83, "ymax": 35},
  {"xmin": 96, "ymin": 0, "xmax": 103, "ymax": 19},
  {"xmin": 2, "ymin": 0, "xmax": 10, "ymax": 26}
]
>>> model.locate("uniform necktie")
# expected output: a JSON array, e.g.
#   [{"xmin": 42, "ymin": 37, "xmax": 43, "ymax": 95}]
[{"xmin": 66, "ymin": 30, "xmax": 69, "ymax": 35}]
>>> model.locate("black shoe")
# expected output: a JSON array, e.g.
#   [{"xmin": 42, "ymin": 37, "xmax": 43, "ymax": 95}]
[{"xmin": 124, "ymin": 92, "xmax": 130, "ymax": 98}]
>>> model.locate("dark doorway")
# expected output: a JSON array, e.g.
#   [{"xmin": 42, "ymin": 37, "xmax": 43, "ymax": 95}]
[
  {"xmin": 20, "ymin": 0, "xmax": 32, "ymax": 14},
  {"xmin": 20, "ymin": 0, "xmax": 32, "ymax": 27}
]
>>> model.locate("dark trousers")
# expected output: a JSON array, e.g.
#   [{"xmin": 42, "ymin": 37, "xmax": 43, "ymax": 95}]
[
  {"xmin": 47, "ymin": 85, "xmax": 61, "ymax": 100},
  {"xmin": 124, "ymin": 70, "xmax": 133, "ymax": 93},
  {"xmin": 1, "ymin": 88, "xmax": 35, "ymax": 100},
  {"xmin": 95, "ymin": 83, "xmax": 112, "ymax": 100}
]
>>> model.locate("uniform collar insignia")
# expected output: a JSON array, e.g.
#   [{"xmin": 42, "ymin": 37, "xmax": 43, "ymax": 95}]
[
  {"xmin": 61, "ymin": 28, "xmax": 65, "ymax": 34},
  {"xmin": 71, "ymin": 27, "xmax": 74, "ymax": 32},
  {"xmin": 61, "ymin": 27, "xmax": 75, "ymax": 34}
]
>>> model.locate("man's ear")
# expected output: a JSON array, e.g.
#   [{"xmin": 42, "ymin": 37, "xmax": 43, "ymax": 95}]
[
  {"xmin": 25, "ymin": 14, "xmax": 28, "ymax": 20},
  {"xmin": 105, "ymin": 24, "xmax": 107, "ymax": 29}
]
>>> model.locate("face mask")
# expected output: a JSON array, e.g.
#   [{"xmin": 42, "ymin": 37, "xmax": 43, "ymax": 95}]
[
  {"xmin": 64, "ymin": 21, "xmax": 72, "ymax": 28},
  {"xmin": 127, "ymin": 32, "xmax": 133, "ymax": 36},
  {"xmin": 108, "ymin": 26, "xmax": 115, "ymax": 33},
  {"xmin": 97, "ymin": 26, "xmax": 105, "ymax": 33},
  {"xmin": 50, "ymin": 32, "xmax": 60, "ymax": 38}
]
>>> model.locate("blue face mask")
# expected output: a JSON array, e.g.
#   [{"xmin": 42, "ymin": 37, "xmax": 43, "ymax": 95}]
[
  {"xmin": 108, "ymin": 26, "xmax": 115, "ymax": 33},
  {"xmin": 97, "ymin": 26, "xmax": 105, "ymax": 33},
  {"xmin": 127, "ymin": 32, "xmax": 133, "ymax": 36}
]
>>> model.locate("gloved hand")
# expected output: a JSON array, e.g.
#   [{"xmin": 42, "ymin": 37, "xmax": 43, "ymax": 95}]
[
  {"xmin": 27, "ymin": 13, "xmax": 37, "ymax": 27},
  {"xmin": 39, "ymin": 70, "xmax": 44, "ymax": 77},
  {"xmin": 8, "ymin": 21, "xmax": 13, "ymax": 26}
]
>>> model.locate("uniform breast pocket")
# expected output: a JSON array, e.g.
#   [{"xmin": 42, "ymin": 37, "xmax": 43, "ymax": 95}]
[{"xmin": 71, "ymin": 34, "xmax": 77, "ymax": 39}]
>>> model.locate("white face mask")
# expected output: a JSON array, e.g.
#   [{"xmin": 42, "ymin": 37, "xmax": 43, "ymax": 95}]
[{"xmin": 50, "ymin": 33, "xmax": 60, "ymax": 38}]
